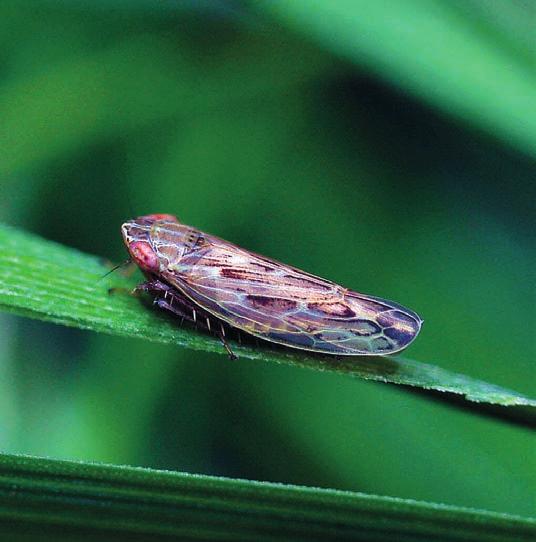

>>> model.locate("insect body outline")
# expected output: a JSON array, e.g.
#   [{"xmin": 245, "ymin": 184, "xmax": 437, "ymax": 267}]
[{"xmin": 122, "ymin": 214, "xmax": 422, "ymax": 359}]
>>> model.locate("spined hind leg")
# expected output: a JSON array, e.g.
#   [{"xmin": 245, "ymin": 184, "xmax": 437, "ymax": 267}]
[{"xmin": 139, "ymin": 279, "xmax": 237, "ymax": 360}]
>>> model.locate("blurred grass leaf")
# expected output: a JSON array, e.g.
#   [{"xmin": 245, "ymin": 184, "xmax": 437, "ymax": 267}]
[
  {"xmin": 260, "ymin": 0, "xmax": 536, "ymax": 158},
  {"xmin": 0, "ymin": 452, "xmax": 534, "ymax": 542},
  {"xmin": 0, "ymin": 32, "xmax": 331, "ymax": 178},
  {"xmin": 0, "ymin": 223, "xmax": 534, "ymax": 413}
]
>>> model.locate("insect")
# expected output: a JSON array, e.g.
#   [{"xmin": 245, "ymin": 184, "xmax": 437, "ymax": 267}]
[{"xmin": 121, "ymin": 214, "xmax": 422, "ymax": 359}]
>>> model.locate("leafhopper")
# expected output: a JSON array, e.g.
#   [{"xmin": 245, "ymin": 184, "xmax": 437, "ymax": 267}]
[{"xmin": 122, "ymin": 214, "xmax": 422, "ymax": 359}]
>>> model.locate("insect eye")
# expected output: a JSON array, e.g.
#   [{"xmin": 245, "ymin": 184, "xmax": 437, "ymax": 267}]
[
  {"xmin": 128, "ymin": 241, "xmax": 159, "ymax": 272},
  {"xmin": 142, "ymin": 213, "xmax": 178, "ymax": 222}
]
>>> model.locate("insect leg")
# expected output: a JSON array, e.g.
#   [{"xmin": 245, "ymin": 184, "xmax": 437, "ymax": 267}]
[
  {"xmin": 218, "ymin": 332, "xmax": 237, "ymax": 361},
  {"xmin": 109, "ymin": 279, "xmax": 174, "ymax": 299},
  {"xmin": 135, "ymin": 278, "xmax": 238, "ymax": 359},
  {"xmin": 133, "ymin": 278, "xmax": 175, "ymax": 297},
  {"xmin": 153, "ymin": 298, "xmax": 191, "ymax": 320},
  {"xmin": 139, "ymin": 279, "xmax": 199, "ymax": 326}
]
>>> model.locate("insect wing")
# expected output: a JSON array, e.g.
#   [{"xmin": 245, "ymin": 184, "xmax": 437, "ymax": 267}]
[{"xmin": 161, "ymin": 234, "xmax": 422, "ymax": 356}]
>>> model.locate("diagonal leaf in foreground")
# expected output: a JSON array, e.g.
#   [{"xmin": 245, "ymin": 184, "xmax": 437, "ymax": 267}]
[
  {"xmin": 0, "ymin": 452, "xmax": 534, "ymax": 542},
  {"xmin": 0, "ymin": 224, "xmax": 534, "ymax": 414}
]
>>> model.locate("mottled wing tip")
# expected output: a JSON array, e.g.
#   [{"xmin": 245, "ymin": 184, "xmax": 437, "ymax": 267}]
[{"xmin": 374, "ymin": 308, "xmax": 422, "ymax": 354}]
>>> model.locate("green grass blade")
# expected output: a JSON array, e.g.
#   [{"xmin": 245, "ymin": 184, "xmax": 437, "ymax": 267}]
[
  {"xmin": 0, "ymin": 452, "xmax": 533, "ymax": 542},
  {"xmin": 259, "ymin": 0, "xmax": 536, "ymax": 159},
  {"xmin": 0, "ymin": 224, "xmax": 534, "ymax": 412},
  {"xmin": 0, "ymin": 34, "xmax": 331, "ymax": 179}
]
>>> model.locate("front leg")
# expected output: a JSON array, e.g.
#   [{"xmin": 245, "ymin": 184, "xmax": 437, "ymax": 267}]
[{"xmin": 133, "ymin": 278, "xmax": 176, "ymax": 298}]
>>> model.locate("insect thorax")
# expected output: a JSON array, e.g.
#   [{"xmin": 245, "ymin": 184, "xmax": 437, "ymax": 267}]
[{"xmin": 151, "ymin": 222, "xmax": 200, "ymax": 269}]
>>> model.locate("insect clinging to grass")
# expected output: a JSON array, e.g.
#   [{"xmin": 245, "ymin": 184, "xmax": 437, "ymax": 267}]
[{"xmin": 121, "ymin": 214, "xmax": 422, "ymax": 359}]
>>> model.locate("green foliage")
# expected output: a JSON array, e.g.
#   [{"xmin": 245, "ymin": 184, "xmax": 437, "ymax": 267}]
[
  {"xmin": 0, "ymin": 452, "xmax": 534, "ymax": 542},
  {"xmin": 264, "ymin": 0, "xmax": 536, "ymax": 158},
  {"xmin": 0, "ymin": 0, "xmax": 534, "ymax": 536}
]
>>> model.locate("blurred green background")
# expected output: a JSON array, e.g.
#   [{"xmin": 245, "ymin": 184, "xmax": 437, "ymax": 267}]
[{"xmin": 0, "ymin": 0, "xmax": 534, "ymax": 517}]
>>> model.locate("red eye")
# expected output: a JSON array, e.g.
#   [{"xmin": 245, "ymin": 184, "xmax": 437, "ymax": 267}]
[
  {"xmin": 129, "ymin": 241, "xmax": 159, "ymax": 272},
  {"xmin": 143, "ymin": 214, "xmax": 177, "ymax": 222}
]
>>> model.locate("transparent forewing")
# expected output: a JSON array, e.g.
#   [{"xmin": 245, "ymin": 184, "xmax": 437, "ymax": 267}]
[{"xmin": 158, "ymin": 229, "xmax": 422, "ymax": 356}]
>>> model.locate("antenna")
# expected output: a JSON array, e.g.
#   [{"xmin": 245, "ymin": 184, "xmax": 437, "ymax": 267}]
[{"xmin": 98, "ymin": 259, "xmax": 131, "ymax": 281}]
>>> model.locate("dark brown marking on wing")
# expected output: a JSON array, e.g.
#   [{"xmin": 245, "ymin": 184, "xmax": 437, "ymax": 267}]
[
  {"xmin": 249, "ymin": 262, "xmax": 274, "ymax": 272},
  {"xmin": 307, "ymin": 301, "xmax": 356, "ymax": 318},
  {"xmin": 219, "ymin": 266, "xmax": 331, "ymax": 291},
  {"xmin": 220, "ymin": 264, "xmax": 264, "ymax": 282},
  {"xmin": 192, "ymin": 234, "xmax": 208, "ymax": 250},
  {"xmin": 282, "ymin": 273, "xmax": 326, "ymax": 289},
  {"xmin": 220, "ymin": 268, "xmax": 263, "ymax": 281},
  {"xmin": 247, "ymin": 295, "xmax": 298, "ymax": 311}
]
